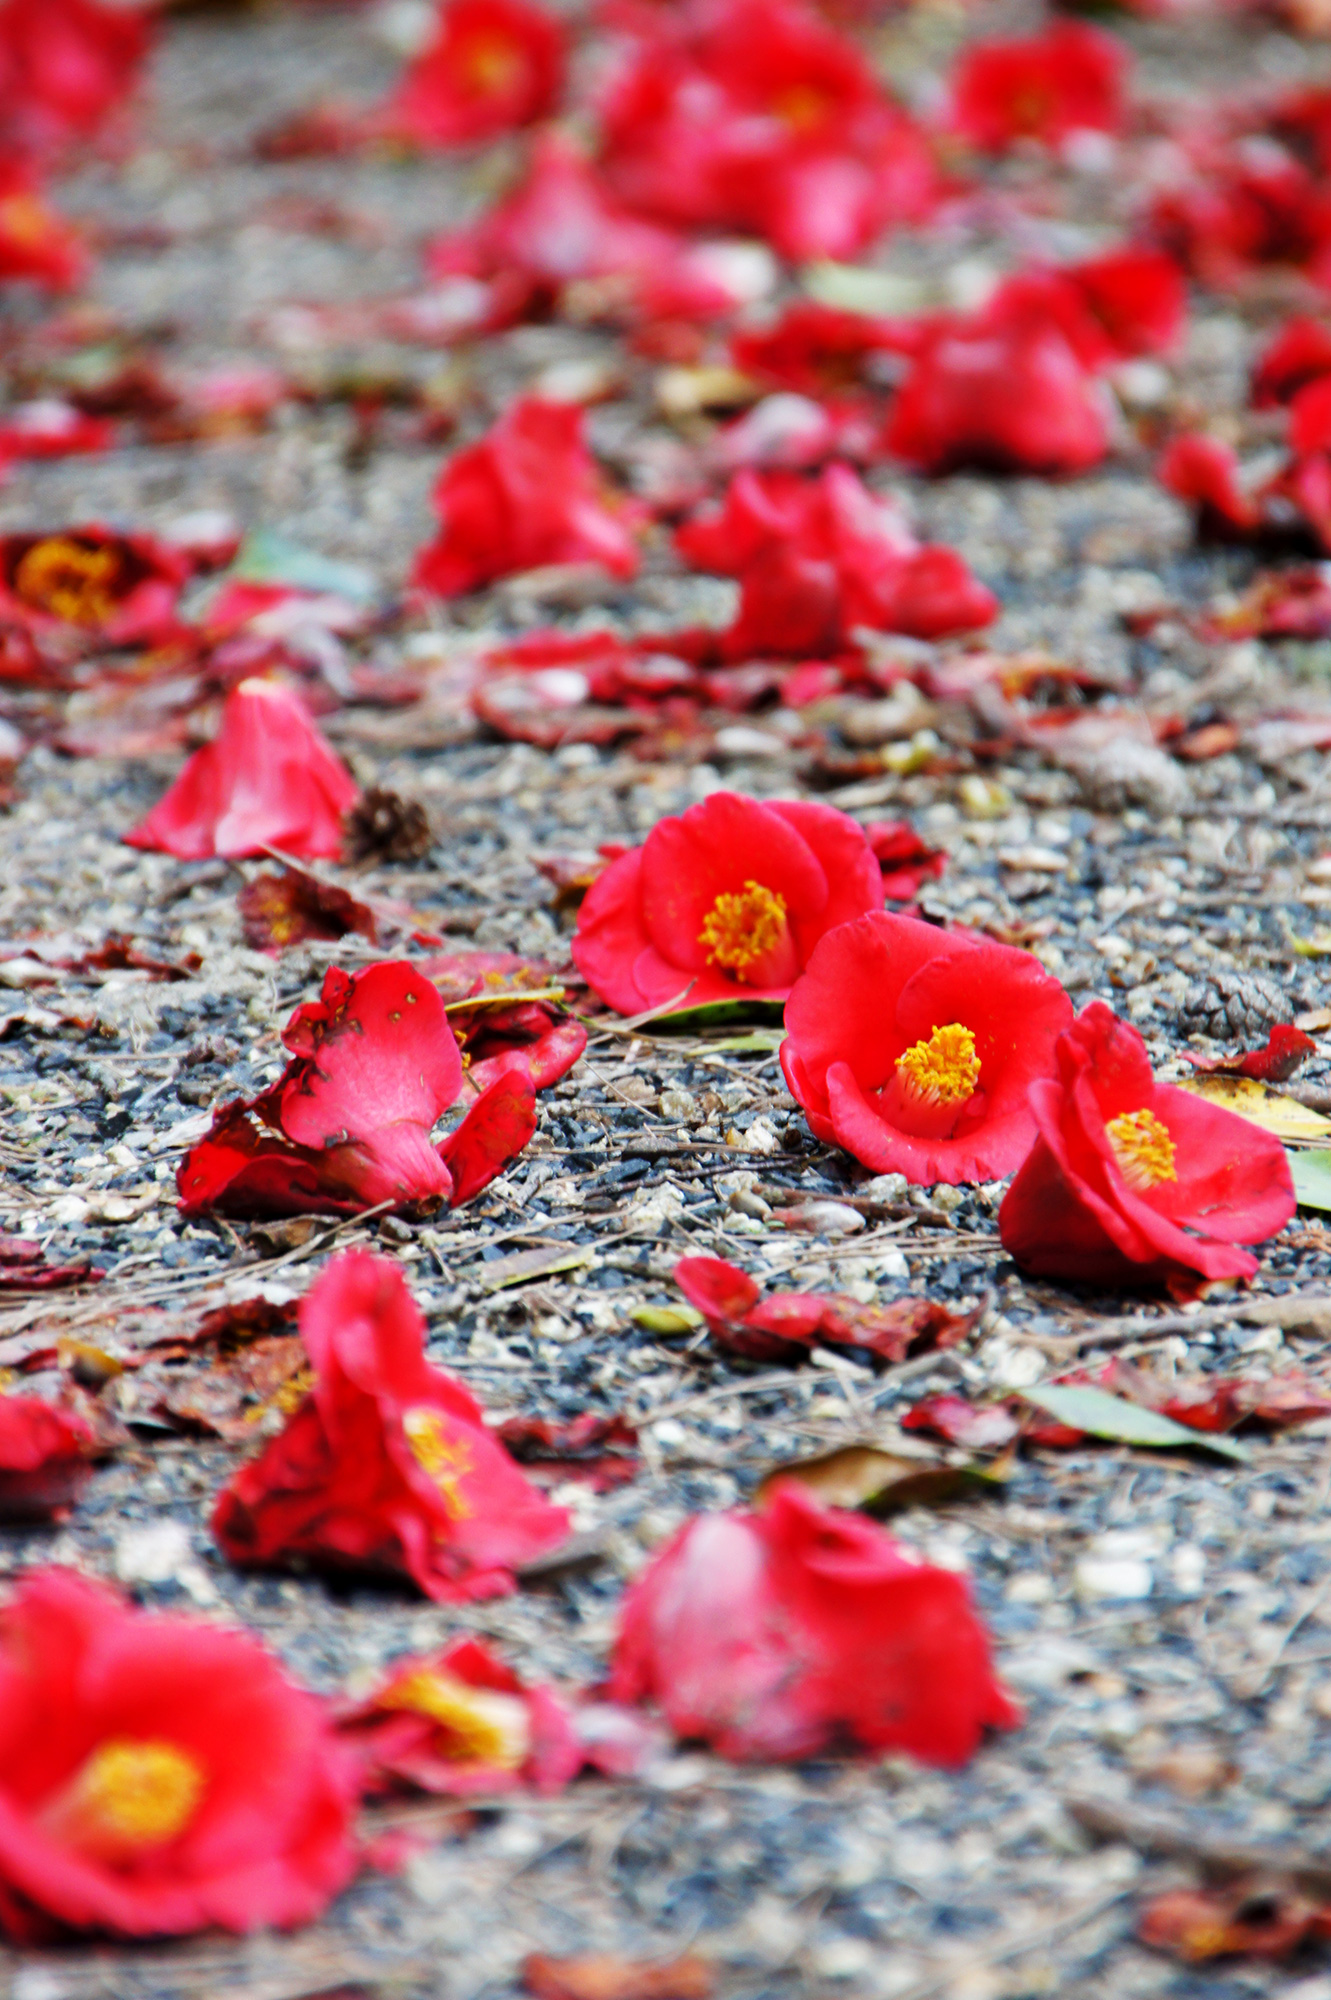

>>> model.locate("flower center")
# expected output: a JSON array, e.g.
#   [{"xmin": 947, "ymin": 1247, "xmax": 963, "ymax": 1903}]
[
  {"xmin": 773, "ymin": 83, "xmax": 830, "ymax": 131},
  {"xmin": 13, "ymin": 537, "xmax": 122, "ymax": 626},
  {"xmin": 0, "ymin": 193, "xmax": 52, "ymax": 249},
  {"xmin": 380, "ymin": 1669, "xmax": 531, "ymax": 1768},
  {"xmin": 894, "ymin": 1023, "xmax": 981, "ymax": 1107},
  {"xmin": 461, "ymin": 31, "xmax": 525, "ymax": 93},
  {"xmin": 698, "ymin": 881, "xmax": 788, "ymax": 980},
  {"xmin": 60, "ymin": 1739, "xmax": 205, "ymax": 1852},
  {"xmin": 1105, "ymin": 1107, "xmax": 1177, "ymax": 1190},
  {"xmin": 403, "ymin": 1407, "xmax": 474, "ymax": 1518}
]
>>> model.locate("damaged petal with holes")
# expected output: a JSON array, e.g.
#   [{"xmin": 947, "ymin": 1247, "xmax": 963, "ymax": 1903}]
[
  {"xmin": 571, "ymin": 790, "xmax": 883, "ymax": 1015},
  {"xmin": 212, "ymin": 1252, "xmax": 570, "ymax": 1601},
  {"xmin": 781, "ymin": 911, "xmax": 1074, "ymax": 1183},
  {"xmin": 999, "ymin": 1001, "xmax": 1296, "ymax": 1290},
  {"xmin": 0, "ymin": 1568, "xmax": 358, "ymax": 1941}
]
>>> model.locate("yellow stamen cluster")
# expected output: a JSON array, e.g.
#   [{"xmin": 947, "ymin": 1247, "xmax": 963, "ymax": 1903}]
[
  {"xmin": 381, "ymin": 1670, "xmax": 531, "ymax": 1768},
  {"xmin": 462, "ymin": 32, "xmax": 524, "ymax": 91},
  {"xmin": 14, "ymin": 538, "xmax": 122, "ymax": 627},
  {"xmin": 1105, "ymin": 1107, "xmax": 1177, "ymax": 1190},
  {"xmin": 773, "ymin": 84, "xmax": 829, "ymax": 130},
  {"xmin": 67, "ymin": 1739, "xmax": 205, "ymax": 1849},
  {"xmin": 894, "ymin": 1023, "xmax": 981, "ymax": 1106},
  {"xmin": 403, "ymin": 1407, "xmax": 475, "ymax": 1519},
  {"xmin": 698, "ymin": 881, "xmax": 788, "ymax": 978}
]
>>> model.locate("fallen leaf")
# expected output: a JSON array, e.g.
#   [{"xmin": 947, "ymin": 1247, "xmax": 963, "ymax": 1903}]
[
  {"xmin": 646, "ymin": 997, "xmax": 786, "ymax": 1033},
  {"xmin": 756, "ymin": 1442, "xmax": 1009, "ymax": 1514},
  {"xmin": 1176, "ymin": 1073, "xmax": 1331, "ymax": 1142},
  {"xmin": 522, "ymin": 1954, "xmax": 714, "ymax": 2000},
  {"xmin": 1289, "ymin": 1148, "xmax": 1331, "ymax": 1211},
  {"xmin": 631, "ymin": 1304, "xmax": 705, "ymax": 1334},
  {"xmin": 1021, "ymin": 1384, "xmax": 1249, "ymax": 1462},
  {"xmin": 475, "ymin": 1245, "xmax": 597, "ymax": 1292}
]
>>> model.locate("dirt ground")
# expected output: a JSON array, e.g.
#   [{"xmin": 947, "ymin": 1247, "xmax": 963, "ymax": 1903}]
[{"xmin": 2, "ymin": 3, "xmax": 1331, "ymax": 1996}]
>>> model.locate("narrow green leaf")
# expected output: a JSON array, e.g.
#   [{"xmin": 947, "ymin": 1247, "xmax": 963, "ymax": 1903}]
[
  {"xmin": 1290, "ymin": 1147, "xmax": 1331, "ymax": 1213},
  {"xmin": 632, "ymin": 1303, "xmax": 705, "ymax": 1334},
  {"xmin": 645, "ymin": 997, "xmax": 786, "ymax": 1034},
  {"xmin": 229, "ymin": 528, "xmax": 377, "ymax": 601},
  {"xmin": 1022, "ymin": 1384, "xmax": 1249, "ymax": 1463}
]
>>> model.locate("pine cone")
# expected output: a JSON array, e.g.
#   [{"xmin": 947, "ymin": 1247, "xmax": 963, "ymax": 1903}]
[
  {"xmin": 342, "ymin": 787, "xmax": 433, "ymax": 864},
  {"xmin": 1177, "ymin": 969, "xmax": 1289, "ymax": 1041}
]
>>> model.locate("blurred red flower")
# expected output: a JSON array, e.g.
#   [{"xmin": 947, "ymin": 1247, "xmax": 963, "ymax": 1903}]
[
  {"xmin": 412, "ymin": 396, "xmax": 643, "ymax": 598},
  {"xmin": 379, "ymin": 0, "xmax": 564, "ymax": 148},
  {"xmin": 1251, "ymin": 314, "xmax": 1331, "ymax": 406},
  {"xmin": 864, "ymin": 819, "xmax": 946, "ymax": 900},
  {"xmin": 948, "ymin": 21, "xmax": 1128, "ymax": 155},
  {"xmin": 125, "ymin": 678, "xmax": 359, "ymax": 861},
  {"xmin": 1148, "ymin": 143, "xmax": 1331, "ymax": 293},
  {"xmin": 213, "ymin": 1251, "xmax": 570, "ymax": 1601},
  {"xmin": 1158, "ymin": 433, "xmax": 1261, "ymax": 539},
  {"xmin": 780, "ymin": 910, "xmax": 1074, "ymax": 1183},
  {"xmin": 0, "ymin": 0, "xmax": 153, "ymax": 158},
  {"xmin": 572, "ymin": 789, "xmax": 883, "ymax": 1015},
  {"xmin": 595, "ymin": 0, "xmax": 935, "ymax": 263},
  {"xmin": 608, "ymin": 1481, "xmax": 1019, "ymax": 1764},
  {"xmin": 999, "ymin": 1001, "xmax": 1296, "ymax": 1290},
  {"xmin": 0, "ymin": 162, "xmax": 87, "ymax": 289},
  {"xmin": 336, "ymin": 1635, "xmax": 580, "ymax": 1796},
  {"xmin": 0, "ymin": 1568, "xmax": 357, "ymax": 1941},
  {"xmin": 729, "ymin": 300, "xmax": 912, "ymax": 398},
  {"xmin": 0, "ymin": 1397, "xmax": 95, "ymax": 1522},
  {"xmin": 675, "ymin": 465, "xmax": 998, "ymax": 654},
  {"xmin": 0, "ymin": 524, "xmax": 187, "ymax": 641},
  {"xmin": 178, "ymin": 960, "xmax": 537, "ymax": 1219}
]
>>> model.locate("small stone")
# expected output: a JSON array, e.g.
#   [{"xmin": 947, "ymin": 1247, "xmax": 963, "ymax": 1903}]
[
  {"xmin": 1074, "ymin": 1556, "xmax": 1153, "ymax": 1600},
  {"xmin": 775, "ymin": 1199, "xmax": 865, "ymax": 1236}
]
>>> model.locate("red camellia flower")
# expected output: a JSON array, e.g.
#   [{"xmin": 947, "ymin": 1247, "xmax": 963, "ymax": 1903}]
[
  {"xmin": 0, "ymin": 1568, "xmax": 357, "ymax": 1941},
  {"xmin": 948, "ymin": 21, "xmax": 1127, "ymax": 156},
  {"xmin": 213, "ymin": 1251, "xmax": 570, "ymax": 1601},
  {"xmin": 0, "ymin": 525, "xmax": 188, "ymax": 642},
  {"xmin": 0, "ymin": 1397, "xmax": 95, "ymax": 1523},
  {"xmin": 0, "ymin": 162, "xmax": 87, "ymax": 289},
  {"xmin": 609, "ymin": 1481, "xmax": 1019, "ymax": 1765},
  {"xmin": 1148, "ymin": 143, "xmax": 1331, "ymax": 294},
  {"xmin": 379, "ymin": 0, "xmax": 564, "ymax": 148},
  {"xmin": 572, "ymin": 790, "xmax": 883, "ymax": 1015},
  {"xmin": 125, "ymin": 678, "xmax": 359, "ymax": 861},
  {"xmin": 336, "ymin": 1636, "xmax": 581, "ymax": 1796},
  {"xmin": 412, "ymin": 396, "xmax": 642, "ymax": 599},
  {"xmin": 1251, "ymin": 314, "xmax": 1331, "ymax": 407},
  {"xmin": 675, "ymin": 465, "xmax": 998, "ymax": 655},
  {"xmin": 864, "ymin": 818, "xmax": 946, "ymax": 901},
  {"xmin": 1157, "ymin": 433, "xmax": 1262, "ymax": 540},
  {"xmin": 780, "ymin": 911, "xmax": 1074, "ymax": 1183},
  {"xmin": 0, "ymin": 0, "xmax": 153, "ymax": 158},
  {"xmin": 729, "ymin": 299, "xmax": 911, "ymax": 399},
  {"xmin": 998, "ymin": 1000, "xmax": 1296, "ymax": 1290},
  {"xmin": 595, "ymin": 0, "xmax": 935, "ymax": 263},
  {"xmin": 178, "ymin": 960, "xmax": 537, "ymax": 1219}
]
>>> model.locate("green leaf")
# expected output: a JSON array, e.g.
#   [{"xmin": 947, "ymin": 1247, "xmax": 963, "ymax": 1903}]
[
  {"xmin": 1022, "ymin": 1384, "xmax": 1249, "ymax": 1463},
  {"xmin": 1290, "ymin": 1147, "xmax": 1331, "ymax": 1213},
  {"xmin": 645, "ymin": 997, "xmax": 786, "ymax": 1034},
  {"xmin": 632, "ymin": 1303, "xmax": 705, "ymax": 1334},
  {"xmin": 801, "ymin": 261, "xmax": 928, "ymax": 317},
  {"xmin": 229, "ymin": 528, "xmax": 378, "ymax": 602},
  {"xmin": 705, "ymin": 1028, "xmax": 785, "ymax": 1055},
  {"xmin": 758, "ymin": 1443, "xmax": 1013, "ymax": 1515}
]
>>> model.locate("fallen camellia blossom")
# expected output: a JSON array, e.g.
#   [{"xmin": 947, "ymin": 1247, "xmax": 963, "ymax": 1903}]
[
  {"xmin": 1138, "ymin": 1883, "xmax": 1331, "ymax": 1963},
  {"xmin": 0, "ymin": 1568, "xmax": 358, "ymax": 1941},
  {"xmin": 947, "ymin": 19, "xmax": 1127, "ymax": 156},
  {"xmin": 0, "ymin": 1396, "xmax": 96, "ymax": 1521},
  {"xmin": 125, "ymin": 678, "xmax": 359, "ymax": 862},
  {"xmin": 781, "ymin": 911, "xmax": 1074, "ymax": 1183},
  {"xmin": 675, "ymin": 465, "xmax": 998, "ymax": 654},
  {"xmin": 0, "ymin": 164, "xmax": 86, "ymax": 289},
  {"xmin": 864, "ymin": 819, "xmax": 946, "ymax": 900},
  {"xmin": 1147, "ymin": 140, "xmax": 1331, "ymax": 294},
  {"xmin": 595, "ymin": 0, "xmax": 936, "ymax": 263},
  {"xmin": 572, "ymin": 790, "xmax": 883, "ymax": 1015},
  {"xmin": 729, "ymin": 300, "xmax": 909, "ymax": 400},
  {"xmin": 213, "ymin": 1251, "xmax": 570, "ymax": 1601},
  {"xmin": 0, "ymin": 0, "xmax": 154, "ymax": 159},
  {"xmin": 609, "ymin": 1481, "xmax": 1019, "ymax": 1764},
  {"xmin": 1251, "ymin": 314, "xmax": 1331, "ymax": 408},
  {"xmin": 238, "ymin": 866, "xmax": 379, "ymax": 953},
  {"xmin": 411, "ymin": 397, "xmax": 643, "ymax": 598},
  {"xmin": 1184, "ymin": 1023, "xmax": 1317, "ymax": 1082},
  {"xmin": 178, "ymin": 960, "xmax": 536, "ymax": 1219},
  {"xmin": 377, "ymin": 0, "xmax": 564, "ymax": 148},
  {"xmin": 336, "ymin": 1635, "xmax": 581, "ymax": 1796},
  {"xmin": 1158, "ymin": 433, "xmax": 1262, "ymax": 540},
  {"xmin": 673, "ymin": 1256, "xmax": 979, "ymax": 1366},
  {"xmin": 0, "ymin": 525, "xmax": 188, "ymax": 644},
  {"xmin": 999, "ymin": 1000, "xmax": 1296, "ymax": 1290}
]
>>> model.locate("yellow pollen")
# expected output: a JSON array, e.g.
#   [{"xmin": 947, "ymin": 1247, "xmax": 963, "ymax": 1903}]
[
  {"xmin": 698, "ymin": 880, "xmax": 787, "ymax": 979},
  {"xmin": 403, "ymin": 1407, "xmax": 474, "ymax": 1518},
  {"xmin": 894, "ymin": 1023, "xmax": 981, "ymax": 1107},
  {"xmin": 461, "ymin": 31, "xmax": 524, "ymax": 92},
  {"xmin": 1105, "ymin": 1107, "xmax": 1177, "ymax": 1190},
  {"xmin": 66, "ymin": 1739, "xmax": 205, "ymax": 1849},
  {"xmin": 0, "ymin": 193, "xmax": 53, "ymax": 249},
  {"xmin": 13, "ymin": 538, "xmax": 122, "ymax": 627},
  {"xmin": 773, "ymin": 83, "xmax": 829, "ymax": 130},
  {"xmin": 380, "ymin": 1669, "xmax": 531, "ymax": 1768}
]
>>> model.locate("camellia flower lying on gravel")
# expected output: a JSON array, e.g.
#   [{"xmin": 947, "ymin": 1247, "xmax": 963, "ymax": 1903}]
[
  {"xmin": 947, "ymin": 19, "xmax": 1127, "ymax": 156},
  {"xmin": 780, "ymin": 911, "xmax": 1074, "ymax": 1183},
  {"xmin": 572, "ymin": 790, "xmax": 883, "ymax": 1015},
  {"xmin": 377, "ymin": 0, "xmax": 564, "ymax": 149},
  {"xmin": 0, "ymin": 0, "xmax": 154, "ymax": 159},
  {"xmin": 0, "ymin": 1568, "xmax": 358, "ymax": 1941},
  {"xmin": 0, "ymin": 524, "xmax": 188, "ymax": 643},
  {"xmin": 609, "ymin": 1481, "xmax": 1019, "ymax": 1764},
  {"xmin": 213, "ymin": 1251, "xmax": 571, "ymax": 1601},
  {"xmin": 0, "ymin": 1396, "xmax": 96, "ymax": 1522},
  {"xmin": 998, "ymin": 1001, "xmax": 1296, "ymax": 1291},
  {"xmin": 411, "ymin": 396, "xmax": 643, "ymax": 598},
  {"xmin": 336, "ymin": 1635, "xmax": 581, "ymax": 1797},
  {"xmin": 673, "ymin": 1255, "xmax": 979, "ymax": 1366},
  {"xmin": 0, "ymin": 161, "xmax": 87, "ymax": 290},
  {"xmin": 178, "ymin": 959, "xmax": 538, "ymax": 1218},
  {"xmin": 126, "ymin": 677, "xmax": 359, "ymax": 861}
]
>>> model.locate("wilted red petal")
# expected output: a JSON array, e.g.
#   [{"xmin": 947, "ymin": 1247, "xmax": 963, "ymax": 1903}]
[
  {"xmin": 900, "ymin": 1395, "xmax": 1020, "ymax": 1451},
  {"xmin": 1138, "ymin": 1885, "xmax": 1320, "ymax": 1962},
  {"xmin": 438, "ymin": 1070, "xmax": 537, "ymax": 1206},
  {"xmin": 523, "ymin": 1954, "xmax": 715, "ymax": 2000},
  {"xmin": 1185, "ymin": 1023, "xmax": 1317, "ymax": 1083},
  {"xmin": 0, "ymin": 1397, "xmax": 96, "ymax": 1521},
  {"xmin": 238, "ymin": 867, "xmax": 378, "ymax": 953}
]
